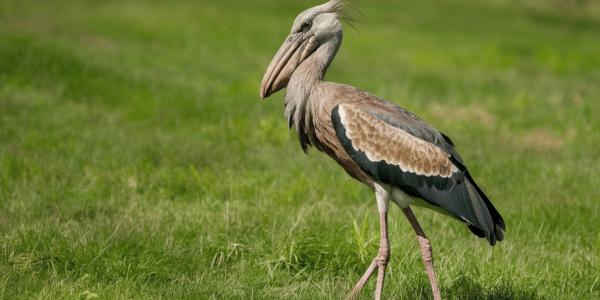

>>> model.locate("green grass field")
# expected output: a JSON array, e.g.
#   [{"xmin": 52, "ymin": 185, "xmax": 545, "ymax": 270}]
[{"xmin": 1, "ymin": 0, "xmax": 599, "ymax": 299}]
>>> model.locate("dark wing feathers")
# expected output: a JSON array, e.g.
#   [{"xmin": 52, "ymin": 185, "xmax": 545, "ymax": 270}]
[
  {"xmin": 465, "ymin": 171, "xmax": 506, "ymax": 239},
  {"xmin": 331, "ymin": 102, "xmax": 505, "ymax": 245}
]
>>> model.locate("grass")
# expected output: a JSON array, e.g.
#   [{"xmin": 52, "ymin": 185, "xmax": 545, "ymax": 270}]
[{"xmin": 1, "ymin": 0, "xmax": 599, "ymax": 299}]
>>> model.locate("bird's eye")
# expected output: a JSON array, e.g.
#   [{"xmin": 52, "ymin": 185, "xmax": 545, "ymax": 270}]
[{"xmin": 301, "ymin": 20, "xmax": 312, "ymax": 31}]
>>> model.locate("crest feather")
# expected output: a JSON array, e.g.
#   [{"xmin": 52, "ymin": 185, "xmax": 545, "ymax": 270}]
[
  {"xmin": 326, "ymin": 0, "xmax": 361, "ymax": 32},
  {"xmin": 327, "ymin": 0, "xmax": 345, "ymax": 12}
]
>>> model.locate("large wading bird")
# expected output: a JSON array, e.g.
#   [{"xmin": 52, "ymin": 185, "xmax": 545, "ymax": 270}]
[{"xmin": 259, "ymin": 1, "xmax": 505, "ymax": 299}]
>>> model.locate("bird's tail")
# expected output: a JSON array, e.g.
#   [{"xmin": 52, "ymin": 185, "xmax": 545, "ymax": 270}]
[{"xmin": 464, "ymin": 172, "xmax": 505, "ymax": 245}]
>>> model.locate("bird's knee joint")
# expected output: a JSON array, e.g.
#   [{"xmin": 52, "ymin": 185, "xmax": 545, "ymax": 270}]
[
  {"xmin": 417, "ymin": 236, "xmax": 433, "ymax": 263},
  {"xmin": 377, "ymin": 247, "xmax": 391, "ymax": 265},
  {"xmin": 418, "ymin": 236, "xmax": 431, "ymax": 250}
]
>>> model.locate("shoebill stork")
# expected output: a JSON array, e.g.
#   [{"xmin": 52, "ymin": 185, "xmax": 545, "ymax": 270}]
[{"xmin": 259, "ymin": 1, "xmax": 505, "ymax": 299}]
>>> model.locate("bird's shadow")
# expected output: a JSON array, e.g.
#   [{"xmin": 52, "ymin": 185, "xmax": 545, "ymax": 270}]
[
  {"xmin": 399, "ymin": 276, "xmax": 543, "ymax": 300},
  {"xmin": 450, "ymin": 276, "xmax": 542, "ymax": 300}
]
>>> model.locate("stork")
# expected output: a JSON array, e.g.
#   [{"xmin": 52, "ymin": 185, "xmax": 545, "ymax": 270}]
[{"xmin": 259, "ymin": 1, "xmax": 505, "ymax": 299}]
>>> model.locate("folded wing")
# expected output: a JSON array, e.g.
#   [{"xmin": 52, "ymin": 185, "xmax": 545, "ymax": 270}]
[{"xmin": 331, "ymin": 102, "xmax": 505, "ymax": 245}]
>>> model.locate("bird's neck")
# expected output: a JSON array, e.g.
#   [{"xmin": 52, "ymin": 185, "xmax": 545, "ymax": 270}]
[
  {"xmin": 288, "ymin": 36, "xmax": 341, "ymax": 102},
  {"xmin": 285, "ymin": 34, "xmax": 342, "ymax": 135}
]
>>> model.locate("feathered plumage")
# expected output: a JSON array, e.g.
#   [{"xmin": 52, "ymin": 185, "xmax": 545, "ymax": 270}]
[
  {"xmin": 331, "ymin": 101, "xmax": 505, "ymax": 244},
  {"xmin": 259, "ymin": 2, "xmax": 505, "ymax": 299}
]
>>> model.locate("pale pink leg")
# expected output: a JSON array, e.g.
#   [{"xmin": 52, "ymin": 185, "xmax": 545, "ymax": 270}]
[
  {"xmin": 346, "ymin": 212, "xmax": 390, "ymax": 300},
  {"xmin": 403, "ymin": 207, "xmax": 441, "ymax": 300},
  {"xmin": 374, "ymin": 212, "xmax": 390, "ymax": 300}
]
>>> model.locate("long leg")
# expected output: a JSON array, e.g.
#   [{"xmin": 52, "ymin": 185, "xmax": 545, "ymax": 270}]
[
  {"xmin": 403, "ymin": 207, "xmax": 441, "ymax": 300},
  {"xmin": 346, "ymin": 185, "xmax": 390, "ymax": 300},
  {"xmin": 374, "ymin": 212, "xmax": 390, "ymax": 300}
]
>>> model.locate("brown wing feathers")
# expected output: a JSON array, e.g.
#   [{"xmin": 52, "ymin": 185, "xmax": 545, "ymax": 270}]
[
  {"xmin": 331, "ymin": 103, "xmax": 505, "ymax": 244},
  {"xmin": 336, "ymin": 104, "xmax": 458, "ymax": 178}
]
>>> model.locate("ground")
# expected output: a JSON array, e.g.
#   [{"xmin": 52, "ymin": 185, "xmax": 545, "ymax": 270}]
[{"xmin": 1, "ymin": 0, "xmax": 599, "ymax": 299}]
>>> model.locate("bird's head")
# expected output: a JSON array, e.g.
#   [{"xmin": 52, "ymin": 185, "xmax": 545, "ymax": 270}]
[{"xmin": 260, "ymin": 0, "xmax": 346, "ymax": 99}]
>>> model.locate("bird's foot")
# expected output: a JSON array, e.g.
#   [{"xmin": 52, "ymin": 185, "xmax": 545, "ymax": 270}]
[
  {"xmin": 345, "ymin": 258, "xmax": 377, "ymax": 300},
  {"xmin": 345, "ymin": 247, "xmax": 390, "ymax": 300}
]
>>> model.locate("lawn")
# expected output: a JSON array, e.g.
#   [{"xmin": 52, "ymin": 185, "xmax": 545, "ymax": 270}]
[{"xmin": 1, "ymin": 0, "xmax": 599, "ymax": 299}]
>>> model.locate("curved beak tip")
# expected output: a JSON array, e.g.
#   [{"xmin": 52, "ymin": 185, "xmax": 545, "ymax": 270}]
[
  {"xmin": 259, "ymin": 88, "xmax": 269, "ymax": 99},
  {"xmin": 259, "ymin": 33, "xmax": 309, "ymax": 102}
]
